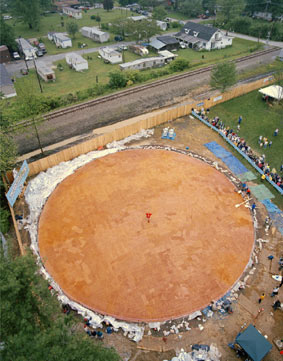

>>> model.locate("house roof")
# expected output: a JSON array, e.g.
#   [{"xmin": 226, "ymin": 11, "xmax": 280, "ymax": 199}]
[
  {"xmin": 81, "ymin": 26, "xmax": 106, "ymax": 36},
  {"xmin": 0, "ymin": 45, "xmax": 9, "ymax": 52},
  {"xmin": 37, "ymin": 63, "xmax": 55, "ymax": 75},
  {"xmin": 120, "ymin": 57, "xmax": 163, "ymax": 68},
  {"xmin": 66, "ymin": 52, "xmax": 87, "ymax": 63},
  {"xmin": 149, "ymin": 38, "xmax": 166, "ymax": 50},
  {"xmin": 129, "ymin": 15, "xmax": 147, "ymax": 21},
  {"xmin": 157, "ymin": 36, "xmax": 179, "ymax": 45},
  {"xmin": 181, "ymin": 21, "xmax": 218, "ymax": 41},
  {"xmin": 100, "ymin": 47, "xmax": 121, "ymax": 56},
  {"xmin": 54, "ymin": 33, "xmax": 71, "ymax": 41},
  {"xmin": 158, "ymin": 50, "xmax": 177, "ymax": 59},
  {"xmin": 175, "ymin": 32, "xmax": 201, "ymax": 44}
]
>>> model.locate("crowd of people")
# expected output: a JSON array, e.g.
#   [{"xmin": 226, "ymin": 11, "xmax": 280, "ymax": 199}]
[{"xmin": 193, "ymin": 109, "xmax": 283, "ymax": 191}]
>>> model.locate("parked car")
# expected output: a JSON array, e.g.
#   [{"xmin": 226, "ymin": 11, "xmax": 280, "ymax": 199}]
[
  {"xmin": 36, "ymin": 49, "xmax": 44, "ymax": 57},
  {"xmin": 12, "ymin": 51, "xmax": 20, "ymax": 60},
  {"xmin": 114, "ymin": 35, "xmax": 124, "ymax": 41},
  {"xmin": 38, "ymin": 43, "xmax": 47, "ymax": 53},
  {"xmin": 117, "ymin": 45, "xmax": 127, "ymax": 51}
]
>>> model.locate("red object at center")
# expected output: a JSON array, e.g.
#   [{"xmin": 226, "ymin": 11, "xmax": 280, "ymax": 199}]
[{"xmin": 146, "ymin": 213, "xmax": 152, "ymax": 222}]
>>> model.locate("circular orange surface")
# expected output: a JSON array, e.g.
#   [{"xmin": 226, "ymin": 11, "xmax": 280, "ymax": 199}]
[{"xmin": 39, "ymin": 149, "xmax": 254, "ymax": 322}]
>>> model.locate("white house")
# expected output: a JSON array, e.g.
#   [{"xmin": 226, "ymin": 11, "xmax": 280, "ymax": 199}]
[
  {"xmin": 175, "ymin": 22, "xmax": 233, "ymax": 51},
  {"xmin": 63, "ymin": 7, "xmax": 82, "ymax": 19},
  {"xmin": 80, "ymin": 27, "xmax": 109, "ymax": 43},
  {"xmin": 16, "ymin": 38, "xmax": 37, "ymax": 60},
  {"xmin": 128, "ymin": 15, "xmax": 147, "ymax": 22},
  {"xmin": 98, "ymin": 47, "xmax": 122, "ymax": 64},
  {"xmin": 48, "ymin": 32, "xmax": 72, "ymax": 48},
  {"xmin": 158, "ymin": 50, "xmax": 177, "ymax": 62},
  {"xmin": 156, "ymin": 20, "xmax": 167, "ymax": 31},
  {"xmin": 120, "ymin": 57, "xmax": 165, "ymax": 71},
  {"xmin": 65, "ymin": 53, "xmax": 88, "ymax": 71}
]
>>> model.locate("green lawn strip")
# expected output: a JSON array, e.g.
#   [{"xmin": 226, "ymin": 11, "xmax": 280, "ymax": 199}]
[
  {"xmin": 7, "ymin": 9, "xmax": 131, "ymax": 39},
  {"xmin": 208, "ymin": 91, "xmax": 283, "ymax": 208},
  {"xmin": 237, "ymin": 60, "xmax": 283, "ymax": 81}
]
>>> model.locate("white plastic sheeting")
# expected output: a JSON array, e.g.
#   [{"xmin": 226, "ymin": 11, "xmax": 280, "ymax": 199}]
[
  {"xmin": 24, "ymin": 147, "xmax": 145, "ymax": 342},
  {"xmin": 106, "ymin": 129, "xmax": 154, "ymax": 149},
  {"xmin": 164, "ymin": 345, "xmax": 221, "ymax": 361}
]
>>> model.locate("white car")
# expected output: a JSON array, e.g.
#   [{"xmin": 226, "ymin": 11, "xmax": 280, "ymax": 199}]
[{"xmin": 12, "ymin": 52, "xmax": 20, "ymax": 60}]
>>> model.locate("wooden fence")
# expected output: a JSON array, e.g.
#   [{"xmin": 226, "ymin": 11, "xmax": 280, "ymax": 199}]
[{"xmin": 27, "ymin": 76, "xmax": 273, "ymax": 176}]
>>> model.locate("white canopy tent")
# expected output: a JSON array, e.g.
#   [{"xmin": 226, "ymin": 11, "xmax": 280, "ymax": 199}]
[{"xmin": 258, "ymin": 85, "xmax": 283, "ymax": 100}]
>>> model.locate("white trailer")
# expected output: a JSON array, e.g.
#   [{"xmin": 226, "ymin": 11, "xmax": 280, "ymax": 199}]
[{"xmin": 65, "ymin": 53, "xmax": 88, "ymax": 71}]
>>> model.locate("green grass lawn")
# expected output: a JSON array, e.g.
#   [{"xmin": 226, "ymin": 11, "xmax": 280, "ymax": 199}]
[
  {"xmin": 7, "ymin": 9, "xmax": 131, "ymax": 39},
  {"xmin": 209, "ymin": 90, "xmax": 283, "ymax": 206}
]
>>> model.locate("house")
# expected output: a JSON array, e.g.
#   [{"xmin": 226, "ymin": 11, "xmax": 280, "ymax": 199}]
[
  {"xmin": 156, "ymin": 20, "xmax": 167, "ymax": 31},
  {"xmin": 129, "ymin": 44, "xmax": 149, "ymax": 56},
  {"xmin": 80, "ymin": 27, "xmax": 109, "ymax": 43},
  {"xmin": 65, "ymin": 53, "xmax": 88, "ymax": 71},
  {"xmin": 175, "ymin": 21, "xmax": 233, "ymax": 51},
  {"xmin": 149, "ymin": 36, "xmax": 179, "ymax": 52},
  {"xmin": 37, "ymin": 63, "xmax": 56, "ymax": 82},
  {"xmin": 253, "ymin": 12, "xmax": 272, "ymax": 21},
  {"xmin": 0, "ymin": 45, "xmax": 11, "ymax": 63},
  {"xmin": 158, "ymin": 50, "xmax": 177, "ymax": 62},
  {"xmin": 0, "ymin": 64, "xmax": 17, "ymax": 98},
  {"xmin": 62, "ymin": 6, "xmax": 82, "ymax": 19},
  {"xmin": 16, "ymin": 38, "xmax": 37, "ymax": 60},
  {"xmin": 98, "ymin": 47, "xmax": 122, "ymax": 64},
  {"xmin": 120, "ymin": 57, "xmax": 165, "ymax": 71},
  {"xmin": 48, "ymin": 32, "xmax": 72, "ymax": 48}
]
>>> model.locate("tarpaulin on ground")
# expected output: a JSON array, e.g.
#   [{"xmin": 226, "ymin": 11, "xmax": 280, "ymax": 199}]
[
  {"xmin": 236, "ymin": 324, "xmax": 272, "ymax": 361},
  {"xmin": 205, "ymin": 141, "xmax": 248, "ymax": 175},
  {"xmin": 249, "ymin": 185, "xmax": 275, "ymax": 201},
  {"xmin": 261, "ymin": 198, "xmax": 283, "ymax": 236}
]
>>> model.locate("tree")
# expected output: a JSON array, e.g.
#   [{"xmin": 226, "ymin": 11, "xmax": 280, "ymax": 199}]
[
  {"xmin": 179, "ymin": 0, "xmax": 203, "ymax": 17},
  {"xmin": 216, "ymin": 0, "xmax": 245, "ymax": 25},
  {"xmin": 202, "ymin": 0, "xmax": 216, "ymax": 14},
  {"xmin": 66, "ymin": 21, "xmax": 79, "ymax": 39},
  {"xmin": 9, "ymin": 0, "xmax": 52, "ymax": 30},
  {"xmin": 0, "ymin": 17, "xmax": 17, "ymax": 51},
  {"xmin": 152, "ymin": 6, "xmax": 167, "ymax": 20},
  {"xmin": 108, "ymin": 71, "xmax": 127, "ymax": 88},
  {"xmin": 103, "ymin": 0, "xmax": 113, "ymax": 11},
  {"xmin": 169, "ymin": 58, "xmax": 190, "ymax": 72},
  {"xmin": 210, "ymin": 61, "xmax": 237, "ymax": 92},
  {"xmin": 0, "ymin": 251, "xmax": 120, "ymax": 361}
]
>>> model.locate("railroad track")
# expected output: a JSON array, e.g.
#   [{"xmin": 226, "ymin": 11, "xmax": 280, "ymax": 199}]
[{"xmin": 7, "ymin": 46, "xmax": 280, "ymax": 132}]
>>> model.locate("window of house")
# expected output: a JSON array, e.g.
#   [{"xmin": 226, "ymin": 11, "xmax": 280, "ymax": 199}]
[{"xmin": 193, "ymin": 31, "xmax": 199, "ymax": 37}]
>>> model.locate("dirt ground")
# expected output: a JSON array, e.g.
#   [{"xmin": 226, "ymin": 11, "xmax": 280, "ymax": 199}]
[
  {"xmin": 97, "ymin": 117, "xmax": 283, "ymax": 361},
  {"xmin": 16, "ymin": 115, "xmax": 283, "ymax": 361}
]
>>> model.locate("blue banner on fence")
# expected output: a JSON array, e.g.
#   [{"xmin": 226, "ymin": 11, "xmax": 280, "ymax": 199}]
[{"xmin": 6, "ymin": 160, "xmax": 29, "ymax": 207}]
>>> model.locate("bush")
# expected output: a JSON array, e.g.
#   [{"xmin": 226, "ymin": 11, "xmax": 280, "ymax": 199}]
[
  {"xmin": 57, "ymin": 63, "xmax": 64, "ymax": 71},
  {"xmin": 76, "ymin": 90, "xmax": 89, "ymax": 101},
  {"xmin": 169, "ymin": 58, "xmax": 190, "ymax": 72},
  {"xmin": 108, "ymin": 71, "xmax": 127, "ymax": 89},
  {"xmin": 171, "ymin": 21, "xmax": 179, "ymax": 28},
  {"xmin": 101, "ymin": 23, "xmax": 109, "ymax": 30},
  {"xmin": 124, "ymin": 70, "xmax": 142, "ymax": 84},
  {"xmin": 96, "ymin": 15, "xmax": 101, "ymax": 22},
  {"xmin": 91, "ymin": 15, "xmax": 96, "ymax": 20},
  {"xmin": 0, "ymin": 206, "xmax": 10, "ymax": 234}
]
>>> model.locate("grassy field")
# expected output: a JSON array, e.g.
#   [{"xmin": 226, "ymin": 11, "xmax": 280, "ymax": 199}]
[
  {"xmin": 209, "ymin": 90, "xmax": 283, "ymax": 206},
  {"xmin": 13, "ymin": 37, "xmax": 264, "ymax": 98},
  {"xmin": 6, "ymin": 9, "xmax": 136, "ymax": 55}
]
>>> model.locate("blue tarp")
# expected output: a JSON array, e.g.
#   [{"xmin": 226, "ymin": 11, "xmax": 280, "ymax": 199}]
[
  {"xmin": 204, "ymin": 141, "xmax": 248, "ymax": 175},
  {"xmin": 261, "ymin": 199, "xmax": 283, "ymax": 236},
  {"xmin": 236, "ymin": 324, "xmax": 272, "ymax": 361}
]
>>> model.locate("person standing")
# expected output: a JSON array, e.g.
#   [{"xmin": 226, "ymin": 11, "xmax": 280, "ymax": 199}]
[
  {"xmin": 251, "ymin": 203, "xmax": 256, "ymax": 212},
  {"xmin": 258, "ymin": 293, "xmax": 265, "ymax": 303},
  {"xmin": 238, "ymin": 116, "xmax": 242, "ymax": 125},
  {"xmin": 271, "ymin": 287, "xmax": 279, "ymax": 297},
  {"xmin": 274, "ymin": 128, "xmax": 279, "ymax": 136}
]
